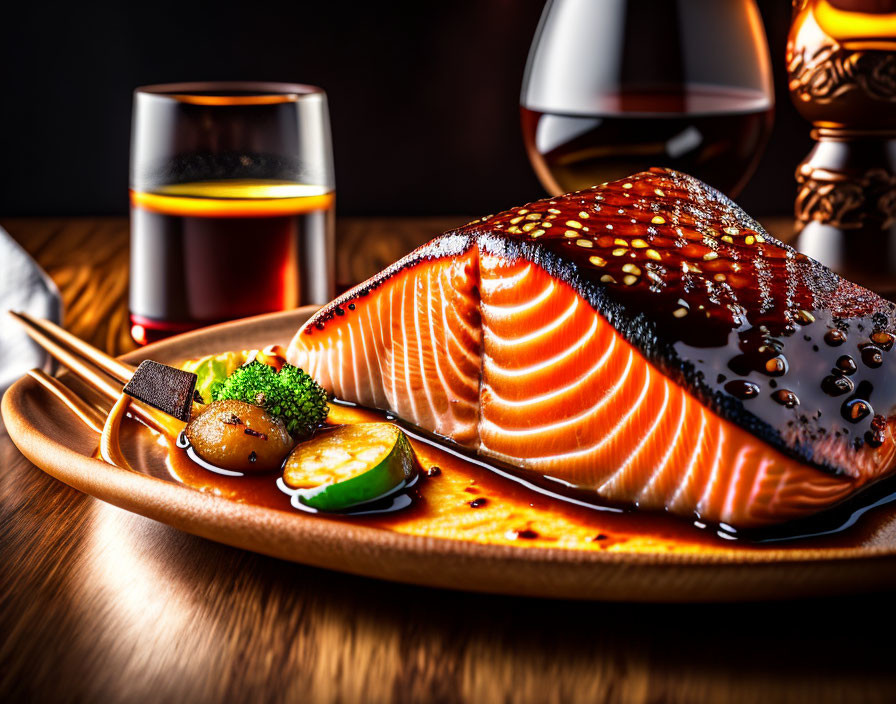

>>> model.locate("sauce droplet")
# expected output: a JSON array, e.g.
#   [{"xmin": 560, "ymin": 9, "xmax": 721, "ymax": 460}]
[
  {"xmin": 772, "ymin": 389, "xmax": 800, "ymax": 408},
  {"xmin": 836, "ymin": 355, "xmax": 858, "ymax": 375},
  {"xmin": 821, "ymin": 375, "xmax": 854, "ymax": 396},
  {"xmin": 724, "ymin": 379, "xmax": 760, "ymax": 400},
  {"xmin": 763, "ymin": 357, "xmax": 787, "ymax": 376},
  {"xmin": 824, "ymin": 328, "xmax": 847, "ymax": 346},
  {"xmin": 506, "ymin": 528, "xmax": 539, "ymax": 540},
  {"xmin": 860, "ymin": 345, "xmax": 884, "ymax": 368},
  {"xmin": 842, "ymin": 399, "xmax": 872, "ymax": 423}
]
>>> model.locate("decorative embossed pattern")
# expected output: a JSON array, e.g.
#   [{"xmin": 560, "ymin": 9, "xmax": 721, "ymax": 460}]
[
  {"xmin": 788, "ymin": 45, "xmax": 896, "ymax": 104},
  {"xmin": 796, "ymin": 165, "xmax": 896, "ymax": 229}
]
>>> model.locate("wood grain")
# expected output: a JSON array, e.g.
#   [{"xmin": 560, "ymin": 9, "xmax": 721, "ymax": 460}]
[
  {"xmin": 0, "ymin": 216, "xmax": 466, "ymax": 356},
  {"xmin": 4, "ymin": 216, "xmax": 894, "ymax": 704}
]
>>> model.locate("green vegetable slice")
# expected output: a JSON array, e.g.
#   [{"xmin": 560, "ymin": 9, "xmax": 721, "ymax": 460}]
[
  {"xmin": 181, "ymin": 351, "xmax": 249, "ymax": 404},
  {"xmin": 282, "ymin": 423, "xmax": 418, "ymax": 511}
]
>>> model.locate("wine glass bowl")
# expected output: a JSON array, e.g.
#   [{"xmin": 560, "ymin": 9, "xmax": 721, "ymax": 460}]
[{"xmin": 521, "ymin": 0, "xmax": 775, "ymax": 198}]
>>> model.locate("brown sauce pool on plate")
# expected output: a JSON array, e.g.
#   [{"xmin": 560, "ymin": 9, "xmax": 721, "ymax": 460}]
[{"xmin": 157, "ymin": 401, "xmax": 896, "ymax": 554}]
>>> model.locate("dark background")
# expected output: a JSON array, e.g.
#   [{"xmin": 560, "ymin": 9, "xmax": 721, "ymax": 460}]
[{"xmin": 0, "ymin": 0, "xmax": 808, "ymax": 218}]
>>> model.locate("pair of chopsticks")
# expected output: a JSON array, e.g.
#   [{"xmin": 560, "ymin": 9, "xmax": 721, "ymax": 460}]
[{"xmin": 11, "ymin": 311, "xmax": 186, "ymax": 440}]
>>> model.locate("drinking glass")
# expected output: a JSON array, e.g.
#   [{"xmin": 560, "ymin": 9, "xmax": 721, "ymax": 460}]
[
  {"xmin": 521, "ymin": 0, "xmax": 775, "ymax": 198},
  {"xmin": 129, "ymin": 81, "xmax": 335, "ymax": 345}
]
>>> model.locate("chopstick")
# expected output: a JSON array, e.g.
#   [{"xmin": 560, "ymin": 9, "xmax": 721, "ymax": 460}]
[
  {"xmin": 26, "ymin": 369, "xmax": 107, "ymax": 434},
  {"xmin": 10, "ymin": 311, "xmax": 135, "ymax": 391},
  {"xmin": 10, "ymin": 311, "xmax": 187, "ymax": 440}
]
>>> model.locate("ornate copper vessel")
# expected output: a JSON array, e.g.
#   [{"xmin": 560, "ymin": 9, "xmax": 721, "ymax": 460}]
[{"xmin": 788, "ymin": 0, "xmax": 896, "ymax": 297}]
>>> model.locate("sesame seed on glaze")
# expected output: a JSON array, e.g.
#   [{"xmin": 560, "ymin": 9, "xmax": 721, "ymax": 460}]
[
  {"xmin": 872, "ymin": 331, "xmax": 895, "ymax": 349},
  {"xmin": 296, "ymin": 168, "xmax": 896, "ymax": 476}
]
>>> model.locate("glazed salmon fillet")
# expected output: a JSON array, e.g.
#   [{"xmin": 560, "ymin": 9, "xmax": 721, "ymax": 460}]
[{"xmin": 288, "ymin": 169, "xmax": 896, "ymax": 528}]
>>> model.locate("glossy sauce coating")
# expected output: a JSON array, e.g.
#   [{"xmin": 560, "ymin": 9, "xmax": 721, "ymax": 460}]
[
  {"xmin": 165, "ymin": 404, "xmax": 896, "ymax": 552},
  {"xmin": 304, "ymin": 169, "xmax": 896, "ymax": 478},
  {"xmin": 464, "ymin": 169, "xmax": 896, "ymax": 475}
]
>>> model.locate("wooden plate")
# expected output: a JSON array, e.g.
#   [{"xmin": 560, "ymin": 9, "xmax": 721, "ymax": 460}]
[{"xmin": 5, "ymin": 307, "xmax": 896, "ymax": 601}]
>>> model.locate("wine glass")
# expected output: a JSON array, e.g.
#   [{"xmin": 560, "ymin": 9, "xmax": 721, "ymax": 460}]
[
  {"xmin": 521, "ymin": 0, "xmax": 775, "ymax": 198},
  {"xmin": 129, "ymin": 82, "xmax": 335, "ymax": 345}
]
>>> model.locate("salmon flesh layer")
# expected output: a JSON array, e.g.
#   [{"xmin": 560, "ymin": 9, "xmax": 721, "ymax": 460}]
[{"xmin": 288, "ymin": 169, "xmax": 896, "ymax": 528}]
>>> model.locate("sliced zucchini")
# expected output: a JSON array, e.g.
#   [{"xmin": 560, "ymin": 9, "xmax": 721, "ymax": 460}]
[{"xmin": 282, "ymin": 423, "xmax": 418, "ymax": 511}]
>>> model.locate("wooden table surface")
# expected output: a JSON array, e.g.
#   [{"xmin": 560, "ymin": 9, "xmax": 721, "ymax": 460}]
[{"xmin": 3, "ymin": 216, "xmax": 896, "ymax": 704}]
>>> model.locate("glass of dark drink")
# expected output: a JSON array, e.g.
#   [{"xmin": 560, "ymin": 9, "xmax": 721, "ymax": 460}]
[
  {"xmin": 129, "ymin": 82, "xmax": 335, "ymax": 345},
  {"xmin": 521, "ymin": 0, "xmax": 775, "ymax": 198}
]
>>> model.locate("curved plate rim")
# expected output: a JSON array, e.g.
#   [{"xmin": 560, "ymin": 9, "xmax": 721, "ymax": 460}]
[{"xmin": 5, "ymin": 307, "xmax": 896, "ymax": 601}]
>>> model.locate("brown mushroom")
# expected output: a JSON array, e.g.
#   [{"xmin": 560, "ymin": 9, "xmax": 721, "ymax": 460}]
[{"xmin": 185, "ymin": 400, "xmax": 294, "ymax": 472}]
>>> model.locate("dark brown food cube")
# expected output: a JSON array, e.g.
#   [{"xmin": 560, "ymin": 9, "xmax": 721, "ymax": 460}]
[{"xmin": 123, "ymin": 360, "xmax": 198, "ymax": 422}]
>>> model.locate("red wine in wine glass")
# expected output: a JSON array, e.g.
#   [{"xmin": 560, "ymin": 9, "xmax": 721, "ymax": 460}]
[{"xmin": 521, "ymin": 0, "xmax": 774, "ymax": 198}]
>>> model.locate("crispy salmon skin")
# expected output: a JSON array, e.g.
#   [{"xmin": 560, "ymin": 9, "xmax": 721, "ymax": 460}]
[{"xmin": 288, "ymin": 169, "xmax": 896, "ymax": 528}]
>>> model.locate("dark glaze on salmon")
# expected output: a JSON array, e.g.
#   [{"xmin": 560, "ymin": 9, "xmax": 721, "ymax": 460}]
[{"xmin": 288, "ymin": 169, "xmax": 896, "ymax": 527}]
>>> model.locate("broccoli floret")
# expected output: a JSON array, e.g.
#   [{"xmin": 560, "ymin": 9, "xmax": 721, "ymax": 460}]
[{"xmin": 212, "ymin": 361, "xmax": 328, "ymax": 438}]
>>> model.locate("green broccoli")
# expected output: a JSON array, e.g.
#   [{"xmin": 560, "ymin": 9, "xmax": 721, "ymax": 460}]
[{"xmin": 212, "ymin": 361, "xmax": 328, "ymax": 438}]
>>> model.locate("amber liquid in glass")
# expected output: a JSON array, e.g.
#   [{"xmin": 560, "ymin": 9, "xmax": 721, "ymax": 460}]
[
  {"xmin": 129, "ymin": 179, "xmax": 334, "ymax": 344},
  {"xmin": 521, "ymin": 87, "xmax": 773, "ymax": 197}
]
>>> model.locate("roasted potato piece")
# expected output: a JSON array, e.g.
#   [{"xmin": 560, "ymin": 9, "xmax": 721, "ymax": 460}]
[{"xmin": 185, "ymin": 400, "xmax": 294, "ymax": 472}]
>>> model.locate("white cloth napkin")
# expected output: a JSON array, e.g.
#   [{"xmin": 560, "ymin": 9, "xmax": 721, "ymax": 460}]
[{"xmin": 0, "ymin": 225, "xmax": 61, "ymax": 393}]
